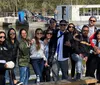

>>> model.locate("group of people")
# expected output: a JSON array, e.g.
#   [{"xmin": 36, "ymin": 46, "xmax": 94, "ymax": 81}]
[{"xmin": 0, "ymin": 16, "xmax": 100, "ymax": 85}]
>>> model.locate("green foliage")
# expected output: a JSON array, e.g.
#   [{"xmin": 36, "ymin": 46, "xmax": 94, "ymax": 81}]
[{"xmin": 0, "ymin": 0, "xmax": 100, "ymax": 14}]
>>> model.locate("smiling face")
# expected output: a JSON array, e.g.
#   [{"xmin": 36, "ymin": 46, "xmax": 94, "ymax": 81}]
[
  {"xmin": 35, "ymin": 30, "xmax": 43, "ymax": 39},
  {"xmin": 0, "ymin": 32, "xmax": 6, "ymax": 44},
  {"xmin": 46, "ymin": 30, "xmax": 53, "ymax": 39},
  {"xmin": 89, "ymin": 17, "xmax": 96, "ymax": 26},
  {"xmin": 21, "ymin": 30, "xmax": 27, "ymax": 39},
  {"xmin": 9, "ymin": 29, "xmax": 16, "ymax": 39}
]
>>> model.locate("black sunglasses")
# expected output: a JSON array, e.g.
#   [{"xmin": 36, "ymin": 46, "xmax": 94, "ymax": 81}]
[
  {"xmin": 69, "ymin": 26, "xmax": 74, "ymax": 28},
  {"xmin": 47, "ymin": 33, "xmax": 53, "ymax": 35},
  {"xmin": 0, "ymin": 36, "xmax": 5, "ymax": 39},
  {"xmin": 90, "ymin": 20, "xmax": 96, "ymax": 22},
  {"xmin": 60, "ymin": 24, "xmax": 66, "ymax": 26},
  {"xmin": 10, "ymin": 33, "xmax": 16, "ymax": 35}
]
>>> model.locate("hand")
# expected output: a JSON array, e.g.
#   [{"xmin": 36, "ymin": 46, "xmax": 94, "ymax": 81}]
[
  {"xmin": 65, "ymin": 41, "xmax": 71, "ymax": 47},
  {"xmin": 44, "ymin": 62, "xmax": 49, "ymax": 67},
  {"xmin": 79, "ymin": 53, "xmax": 84, "ymax": 58},
  {"xmin": 83, "ymin": 57, "xmax": 88, "ymax": 62},
  {"xmin": 44, "ymin": 39, "xmax": 48, "ymax": 45}
]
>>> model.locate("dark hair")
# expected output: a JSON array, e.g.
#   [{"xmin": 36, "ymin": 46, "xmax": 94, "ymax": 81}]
[
  {"xmin": 94, "ymin": 29, "xmax": 100, "ymax": 39},
  {"xmin": 35, "ymin": 28, "xmax": 43, "ymax": 50},
  {"xmin": 49, "ymin": 18, "xmax": 57, "ymax": 24},
  {"xmin": 7, "ymin": 28, "xmax": 17, "ymax": 41},
  {"xmin": 89, "ymin": 16, "xmax": 97, "ymax": 21},
  {"xmin": 0, "ymin": 31, "xmax": 6, "ymax": 43},
  {"xmin": 19, "ymin": 28, "xmax": 27, "ymax": 38},
  {"xmin": 81, "ymin": 25, "xmax": 89, "ymax": 32},
  {"xmin": 60, "ymin": 20, "xmax": 68, "ymax": 25},
  {"xmin": 67, "ymin": 23, "xmax": 75, "ymax": 30}
]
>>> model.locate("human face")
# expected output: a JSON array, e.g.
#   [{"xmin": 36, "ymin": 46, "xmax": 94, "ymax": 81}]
[
  {"xmin": 0, "ymin": 33, "xmax": 6, "ymax": 44},
  {"xmin": 68, "ymin": 25, "xmax": 75, "ymax": 32},
  {"xmin": 89, "ymin": 18, "xmax": 96, "ymax": 26},
  {"xmin": 46, "ymin": 31, "xmax": 53, "ymax": 39},
  {"xmin": 60, "ymin": 23, "xmax": 67, "ymax": 31},
  {"xmin": 21, "ymin": 30, "xmax": 27, "ymax": 39},
  {"xmin": 97, "ymin": 32, "xmax": 100, "ymax": 40},
  {"xmin": 50, "ymin": 22, "xmax": 56, "ymax": 29},
  {"xmin": 82, "ymin": 27, "xmax": 89, "ymax": 36},
  {"xmin": 36, "ymin": 30, "xmax": 43, "ymax": 39},
  {"xmin": 9, "ymin": 29, "xmax": 16, "ymax": 39}
]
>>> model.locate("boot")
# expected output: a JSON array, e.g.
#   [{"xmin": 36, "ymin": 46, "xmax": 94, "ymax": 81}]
[{"xmin": 76, "ymin": 73, "xmax": 81, "ymax": 79}]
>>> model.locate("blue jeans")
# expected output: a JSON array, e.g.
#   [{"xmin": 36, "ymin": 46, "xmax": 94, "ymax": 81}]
[
  {"xmin": 19, "ymin": 66, "xmax": 30, "ymax": 85},
  {"xmin": 71, "ymin": 53, "xmax": 83, "ymax": 74},
  {"xmin": 58, "ymin": 59, "xmax": 69, "ymax": 80},
  {"xmin": 30, "ymin": 58, "xmax": 44, "ymax": 82}
]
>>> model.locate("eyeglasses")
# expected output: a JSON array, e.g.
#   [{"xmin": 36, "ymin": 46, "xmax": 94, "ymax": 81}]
[
  {"xmin": 10, "ymin": 33, "xmax": 16, "ymax": 35},
  {"xmin": 60, "ymin": 24, "xmax": 66, "ymax": 26},
  {"xmin": 47, "ymin": 33, "xmax": 53, "ymax": 35},
  {"xmin": 0, "ymin": 36, "xmax": 5, "ymax": 39},
  {"xmin": 69, "ymin": 26, "xmax": 74, "ymax": 28},
  {"xmin": 90, "ymin": 20, "xmax": 96, "ymax": 22},
  {"xmin": 36, "ymin": 32, "xmax": 43, "ymax": 35},
  {"xmin": 83, "ymin": 30, "xmax": 89, "ymax": 32}
]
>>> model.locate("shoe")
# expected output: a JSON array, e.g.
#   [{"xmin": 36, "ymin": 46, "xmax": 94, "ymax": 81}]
[
  {"xmin": 15, "ymin": 81, "xmax": 23, "ymax": 85},
  {"xmin": 76, "ymin": 73, "xmax": 81, "ymax": 79}
]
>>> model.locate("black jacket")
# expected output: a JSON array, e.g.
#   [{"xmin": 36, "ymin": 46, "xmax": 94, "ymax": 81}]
[
  {"xmin": 48, "ymin": 29, "xmax": 70, "ymax": 65},
  {"xmin": 0, "ymin": 42, "xmax": 11, "ymax": 61},
  {"xmin": 6, "ymin": 39, "xmax": 19, "ymax": 62}
]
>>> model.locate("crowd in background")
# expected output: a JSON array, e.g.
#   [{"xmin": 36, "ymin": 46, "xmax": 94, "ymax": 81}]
[{"xmin": 0, "ymin": 16, "xmax": 100, "ymax": 85}]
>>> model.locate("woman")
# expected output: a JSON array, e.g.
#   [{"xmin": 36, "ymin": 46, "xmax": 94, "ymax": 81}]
[
  {"xmin": 30, "ymin": 28, "xmax": 47, "ymax": 82},
  {"xmin": 18, "ymin": 28, "xmax": 30, "ymax": 85},
  {"xmin": 0, "ymin": 31, "xmax": 12, "ymax": 85},
  {"xmin": 42, "ymin": 29, "xmax": 53, "ymax": 82},
  {"xmin": 67, "ymin": 23, "xmax": 78, "ymax": 79},
  {"xmin": 86, "ymin": 29, "xmax": 100, "ymax": 83},
  {"xmin": 6, "ymin": 28, "xmax": 21, "ymax": 85}
]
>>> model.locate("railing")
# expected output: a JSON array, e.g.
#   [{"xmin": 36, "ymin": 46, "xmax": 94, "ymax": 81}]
[{"xmin": 0, "ymin": 12, "xmax": 18, "ymax": 17}]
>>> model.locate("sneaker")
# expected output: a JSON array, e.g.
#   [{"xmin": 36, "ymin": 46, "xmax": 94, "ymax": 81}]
[{"xmin": 16, "ymin": 81, "xmax": 23, "ymax": 85}]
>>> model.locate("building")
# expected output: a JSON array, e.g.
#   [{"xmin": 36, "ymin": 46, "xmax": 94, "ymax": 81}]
[{"xmin": 56, "ymin": 5, "xmax": 100, "ymax": 22}]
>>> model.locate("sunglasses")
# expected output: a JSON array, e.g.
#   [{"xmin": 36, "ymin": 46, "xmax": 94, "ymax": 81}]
[
  {"xmin": 90, "ymin": 20, "xmax": 96, "ymax": 22},
  {"xmin": 0, "ymin": 36, "xmax": 5, "ymax": 39},
  {"xmin": 60, "ymin": 24, "xmax": 66, "ymax": 26},
  {"xmin": 83, "ymin": 30, "xmax": 89, "ymax": 32},
  {"xmin": 69, "ymin": 26, "xmax": 74, "ymax": 28},
  {"xmin": 47, "ymin": 33, "xmax": 53, "ymax": 35},
  {"xmin": 10, "ymin": 33, "xmax": 16, "ymax": 35}
]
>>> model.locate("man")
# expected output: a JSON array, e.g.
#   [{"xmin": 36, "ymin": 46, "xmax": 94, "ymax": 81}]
[
  {"xmin": 72, "ymin": 25, "xmax": 90, "ymax": 79},
  {"xmin": 48, "ymin": 20, "xmax": 70, "ymax": 81},
  {"xmin": 88, "ymin": 16, "xmax": 97, "ymax": 37}
]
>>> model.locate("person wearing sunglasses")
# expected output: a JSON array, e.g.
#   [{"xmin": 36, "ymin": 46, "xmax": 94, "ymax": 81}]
[
  {"xmin": 48, "ymin": 20, "xmax": 70, "ymax": 81},
  {"xmin": 42, "ymin": 29, "xmax": 53, "ymax": 82},
  {"xmin": 30, "ymin": 28, "xmax": 47, "ymax": 82},
  {"xmin": 67, "ymin": 23, "xmax": 79, "ymax": 79},
  {"xmin": 0, "ymin": 31, "xmax": 13, "ymax": 85},
  {"xmin": 6, "ymin": 28, "xmax": 23, "ymax": 85}
]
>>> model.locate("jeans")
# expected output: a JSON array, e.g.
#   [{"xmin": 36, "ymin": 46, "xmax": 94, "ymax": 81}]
[
  {"xmin": 58, "ymin": 59, "xmax": 69, "ymax": 80},
  {"xmin": 30, "ymin": 58, "xmax": 44, "ymax": 82},
  {"xmin": 19, "ymin": 66, "xmax": 30, "ymax": 85},
  {"xmin": 72, "ymin": 53, "xmax": 83, "ymax": 74}
]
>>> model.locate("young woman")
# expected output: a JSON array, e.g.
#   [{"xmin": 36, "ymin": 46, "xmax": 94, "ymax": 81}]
[
  {"xmin": 0, "ymin": 31, "xmax": 13, "ymax": 85},
  {"xmin": 42, "ymin": 29, "xmax": 53, "ymax": 82},
  {"xmin": 30, "ymin": 28, "xmax": 47, "ymax": 82},
  {"xmin": 67, "ymin": 23, "xmax": 78, "ymax": 79},
  {"xmin": 18, "ymin": 28, "xmax": 30, "ymax": 85},
  {"xmin": 6, "ymin": 28, "xmax": 21, "ymax": 85}
]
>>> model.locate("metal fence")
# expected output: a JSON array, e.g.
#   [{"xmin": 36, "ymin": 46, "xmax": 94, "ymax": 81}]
[{"xmin": 0, "ymin": 12, "xmax": 17, "ymax": 17}]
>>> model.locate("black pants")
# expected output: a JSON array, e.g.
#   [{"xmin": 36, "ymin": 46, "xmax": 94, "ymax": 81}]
[
  {"xmin": 0, "ymin": 64, "xmax": 6, "ymax": 85},
  {"xmin": 86, "ymin": 54, "xmax": 100, "ymax": 82},
  {"xmin": 42, "ymin": 66, "xmax": 50, "ymax": 82},
  {"xmin": 70, "ymin": 57, "xmax": 75, "ymax": 78}
]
